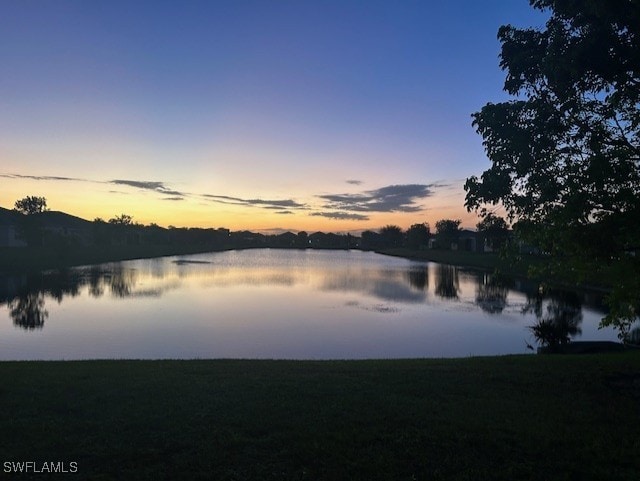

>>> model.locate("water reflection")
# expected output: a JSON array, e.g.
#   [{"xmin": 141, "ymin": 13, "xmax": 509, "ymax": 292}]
[
  {"xmin": 524, "ymin": 288, "xmax": 583, "ymax": 347},
  {"xmin": 2, "ymin": 255, "xmax": 594, "ymax": 334},
  {"xmin": 475, "ymin": 274, "xmax": 509, "ymax": 314},
  {"xmin": 320, "ymin": 268, "xmax": 426, "ymax": 303},
  {"xmin": 434, "ymin": 264, "xmax": 459, "ymax": 299},
  {"xmin": 88, "ymin": 267, "xmax": 105, "ymax": 298},
  {"xmin": 0, "ymin": 267, "xmax": 138, "ymax": 330},
  {"xmin": 107, "ymin": 268, "xmax": 137, "ymax": 298},
  {"xmin": 406, "ymin": 266, "xmax": 428, "ymax": 291},
  {"xmin": 0, "ymin": 250, "xmax": 612, "ymax": 360},
  {"xmin": 9, "ymin": 293, "xmax": 48, "ymax": 330}
]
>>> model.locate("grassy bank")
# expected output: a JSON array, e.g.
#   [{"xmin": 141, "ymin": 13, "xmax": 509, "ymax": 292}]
[
  {"xmin": 0, "ymin": 244, "xmax": 231, "ymax": 273},
  {"xmin": 378, "ymin": 247, "xmax": 528, "ymax": 275},
  {"xmin": 2, "ymin": 353, "xmax": 639, "ymax": 480},
  {"xmin": 378, "ymin": 247, "xmax": 548, "ymax": 278}
]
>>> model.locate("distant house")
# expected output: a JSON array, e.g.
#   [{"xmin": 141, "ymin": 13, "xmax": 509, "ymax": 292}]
[
  {"xmin": 308, "ymin": 232, "xmax": 355, "ymax": 249},
  {"xmin": 38, "ymin": 211, "xmax": 93, "ymax": 245},
  {"xmin": 429, "ymin": 230, "xmax": 494, "ymax": 253},
  {"xmin": 0, "ymin": 207, "xmax": 27, "ymax": 247},
  {"xmin": 456, "ymin": 230, "xmax": 480, "ymax": 252},
  {"xmin": 0, "ymin": 207, "xmax": 95, "ymax": 247}
]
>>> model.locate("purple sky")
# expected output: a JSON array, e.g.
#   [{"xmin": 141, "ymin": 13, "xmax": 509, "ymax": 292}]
[{"xmin": 0, "ymin": 1, "xmax": 547, "ymax": 231}]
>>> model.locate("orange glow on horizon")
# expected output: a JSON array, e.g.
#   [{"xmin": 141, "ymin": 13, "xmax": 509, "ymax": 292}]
[{"xmin": 1, "ymin": 177, "xmax": 482, "ymax": 234}]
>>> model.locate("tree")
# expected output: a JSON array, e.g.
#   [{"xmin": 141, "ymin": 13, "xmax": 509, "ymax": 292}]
[
  {"xmin": 296, "ymin": 231, "xmax": 308, "ymax": 248},
  {"xmin": 434, "ymin": 219, "xmax": 461, "ymax": 250},
  {"xmin": 406, "ymin": 223, "xmax": 430, "ymax": 249},
  {"xmin": 476, "ymin": 213, "xmax": 509, "ymax": 251},
  {"xmin": 464, "ymin": 0, "xmax": 640, "ymax": 340},
  {"xmin": 14, "ymin": 196, "xmax": 48, "ymax": 215},
  {"xmin": 360, "ymin": 230, "xmax": 381, "ymax": 250},
  {"xmin": 12, "ymin": 196, "xmax": 48, "ymax": 246},
  {"xmin": 380, "ymin": 225, "xmax": 404, "ymax": 248},
  {"xmin": 108, "ymin": 214, "xmax": 133, "ymax": 226}
]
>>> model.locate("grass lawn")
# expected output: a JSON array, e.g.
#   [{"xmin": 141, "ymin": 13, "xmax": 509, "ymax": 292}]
[{"xmin": 1, "ymin": 353, "xmax": 639, "ymax": 480}]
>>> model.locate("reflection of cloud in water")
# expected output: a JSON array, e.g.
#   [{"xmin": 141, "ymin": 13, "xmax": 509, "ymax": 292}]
[
  {"xmin": 322, "ymin": 269, "xmax": 426, "ymax": 303},
  {"xmin": 126, "ymin": 282, "xmax": 181, "ymax": 298},
  {"xmin": 172, "ymin": 259, "xmax": 212, "ymax": 265},
  {"xmin": 370, "ymin": 280, "xmax": 425, "ymax": 303},
  {"xmin": 199, "ymin": 272, "xmax": 297, "ymax": 288},
  {"xmin": 367, "ymin": 304, "xmax": 401, "ymax": 314},
  {"xmin": 343, "ymin": 299, "xmax": 400, "ymax": 314}
]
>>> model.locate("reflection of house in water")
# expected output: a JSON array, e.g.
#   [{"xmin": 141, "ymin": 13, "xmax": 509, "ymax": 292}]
[
  {"xmin": 406, "ymin": 267, "xmax": 428, "ymax": 291},
  {"xmin": 475, "ymin": 274, "xmax": 508, "ymax": 314},
  {"xmin": 434, "ymin": 265, "xmax": 459, "ymax": 299}
]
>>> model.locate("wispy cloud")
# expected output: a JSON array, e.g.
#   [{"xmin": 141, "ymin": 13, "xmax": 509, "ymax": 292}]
[
  {"xmin": 318, "ymin": 184, "xmax": 438, "ymax": 213},
  {"xmin": 202, "ymin": 194, "xmax": 306, "ymax": 210},
  {"xmin": 1, "ymin": 173, "xmax": 189, "ymax": 198},
  {"xmin": 310, "ymin": 212, "xmax": 370, "ymax": 221},
  {"xmin": 1, "ymin": 173, "xmax": 89, "ymax": 182},
  {"xmin": 3, "ymin": 172, "xmax": 448, "ymax": 222},
  {"xmin": 110, "ymin": 179, "xmax": 186, "ymax": 198}
]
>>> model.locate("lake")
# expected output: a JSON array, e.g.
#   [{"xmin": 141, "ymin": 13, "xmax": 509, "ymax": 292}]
[{"xmin": 0, "ymin": 249, "xmax": 618, "ymax": 360}]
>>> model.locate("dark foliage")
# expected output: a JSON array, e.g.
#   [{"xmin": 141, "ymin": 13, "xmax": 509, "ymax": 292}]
[{"xmin": 465, "ymin": 0, "xmax": 640, "ymax": 339}]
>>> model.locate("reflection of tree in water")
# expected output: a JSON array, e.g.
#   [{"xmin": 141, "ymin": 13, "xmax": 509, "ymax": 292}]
[
  {"xmin": 88, "ymin": 267, "xmax": 105, "ymax": 298},
  {"xmin": 434, "ymin": 265, "xmax": 459, "ymax": 299},
  {"xmin": 9, "ymin": 293, "xmax": 48, "ymax": 330},
  {"xmin": 406, "ymin": 267, "xmax": 428, "ymax": 291},
  {"xmin": 525, "ymin": 288, "xmax": 583, "ymax": 347},
  {"xmin": 44, "ymin": 269, "xmax": 81, "ymax": 303},
  {"xmin": 1, "ymin": 266, "xmax": 137, "ymax": 331},
  {"xmin": 475, "ymin": 275, "xmax": 509, "ymax": 314},
  {"xmin": 107, "ymin": 268, "xmax": 137, "ymax": 298}
]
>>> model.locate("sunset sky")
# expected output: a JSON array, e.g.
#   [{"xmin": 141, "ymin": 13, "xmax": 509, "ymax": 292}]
[{"xmin": 0, "ymin": 1, "xmax": 546, "ymax": 233}]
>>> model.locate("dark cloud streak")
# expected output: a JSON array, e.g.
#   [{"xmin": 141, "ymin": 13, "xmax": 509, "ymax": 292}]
[
  {"xmin": 110, "ymin": 179, "xmax": 186, "ymax": 198},
  {"xmin": 310, "ymin": 212, "xmax": 369, "ymax": 221},
  {"xmin": 202, "ymin": 194, "xmax": 306, "ymax": 210},
  {"xmin": 1, "ymin": 173, "xmax": 89, "ymax": 182},
  {"xmin": 318, "ymin": 184, "xmax": 437, "ymax": 213}
]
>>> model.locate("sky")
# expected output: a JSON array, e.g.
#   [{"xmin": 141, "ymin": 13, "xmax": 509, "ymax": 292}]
[{"xmin": 0, "ymin": 0, "xmax": 547, "ymax": 233}]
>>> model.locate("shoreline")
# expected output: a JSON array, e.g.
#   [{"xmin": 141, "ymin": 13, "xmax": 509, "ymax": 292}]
[{"xmin": 2, "ymin": 243, "xmax": 521, "ymax": 274}]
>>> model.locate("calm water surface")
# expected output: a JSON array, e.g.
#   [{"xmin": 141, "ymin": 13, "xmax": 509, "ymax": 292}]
[{"xmin": 0, "ymin": 249, "xmax": 617, "ymax": 360}]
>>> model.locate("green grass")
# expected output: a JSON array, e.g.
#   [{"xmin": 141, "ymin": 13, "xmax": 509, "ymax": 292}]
[{"xmin": 1, "ymin": 353, "xmax": 639, "ymax": 480}]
